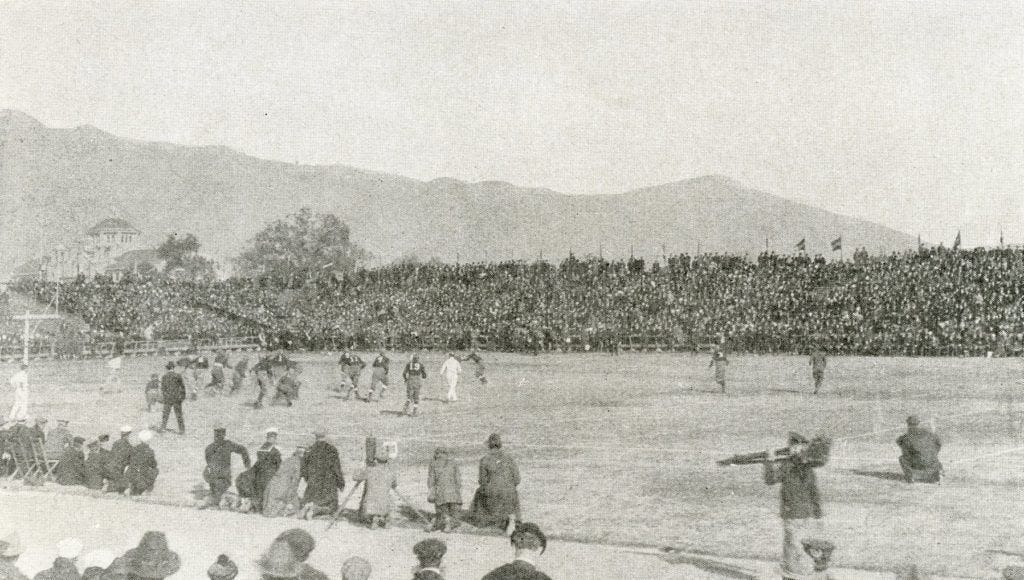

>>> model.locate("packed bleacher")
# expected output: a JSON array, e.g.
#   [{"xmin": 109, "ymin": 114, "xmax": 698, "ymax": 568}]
[{"xmin": 12, "ymin": 246, "xmax": 1024, "ymax": 356}]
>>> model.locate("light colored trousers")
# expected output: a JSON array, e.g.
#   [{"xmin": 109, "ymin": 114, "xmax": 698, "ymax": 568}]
[
  {"xmin": 782, "ymin": 517, "xmax": 823, "ymax": 578},
  {"xmin": 444, "ymin": 374, "xmax": 459, "ymax": 401},
  {"xmin": 7, "ymin": 391, "xmax": 28, "ymax": 421}
]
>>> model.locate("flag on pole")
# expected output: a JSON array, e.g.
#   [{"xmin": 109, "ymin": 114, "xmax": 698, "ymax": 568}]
[
  {"xmin": 953, "ymin": 230, "xmax": 961, "ymax": 251},
  {"xmin": 830, "ymin": 237, "xmax": 842, "ymax": 252},
  {"xmin": 796, "ymin": 238, "xmax": 806, "ymax": 251}
]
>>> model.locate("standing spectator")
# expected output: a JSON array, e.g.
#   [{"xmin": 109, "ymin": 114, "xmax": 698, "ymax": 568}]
[
  {"xmin": 264, "ymin": 446, "xmax": 306, "ymax": 517},
  {"xmin": 354, "ymin": 447, "xmax": 398, "ymax": 528},
  {"xmin": 426, "ymin": 447, "xmax": 462, "ymax": 532},
  {"xmin": 709, "ymin": 348, "xmax": 729, "ymax": 392},
  {"xmin": 275, "ymin": 529, "xmax": 328, "ymax": 580},
  {"xmin": 202, "ymin": 423, "xmax": 251, "ymax": 508},
  {"xmin": 106, "ymin": 426, "xmax": 133, "ymax": 494},
  {"xmin": 439, "ymin": 353, "xmax": 461, "ymax": 403},
  {"xmin": 368, "ymin": 352, "xmax": 390, "ymax": 401},
  {"xmin": 300, "ymin": 428, "xmax": 345, "ymax": 519},
  {"xmin": 402, "ymin": 355, "xmax": 426, "ymax": 417},
  {"xmin": 763, "ymin": 432, "xmax": 825, "ymax": 580},
  {"xmin": 252, "ymin": 428, "xmax": 282, "ymax": 513},
  {"xmin": 7, "ymin": 363, "xmax": 29, "ymax": 422},
  {"xmin": 411, "ymin": 538, "xmax": 446, "ymax": 580},
  {"xmin": 159, "ymin": 362, "xmax": 186, "ymax": 434},
  {"xmin": 472, "ymin": 433, "xmax": 521, "ymax": 536},
  {"xmin": 126, "ymin": 430, "xmax": 158, "ymax": 495},
  {"xmin": 54, "ymin": 436, "xmax": 87, "ymax": 486},
  {"xmin": 481, "ymin": 522, "xmax": 552, "ymax": 580},
  {"xmin": 810, "ymin": 349, "xmax": 827, "ymax": 394},
  {"xmin": 122, "ymin": 531, "xmax": 180, "ymax": 580},
  {"xmin": 339, "ymin": 557, "xmax": 371, "ymax": 580},
  {"xmin": 897, "ymin": 415, "xmax": 942, "ymax": 484}
]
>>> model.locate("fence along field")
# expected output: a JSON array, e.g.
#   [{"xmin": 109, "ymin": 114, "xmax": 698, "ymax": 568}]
[{"xmin": 3, "ymin": 350, "xmax": 1024, "ymax": 578}]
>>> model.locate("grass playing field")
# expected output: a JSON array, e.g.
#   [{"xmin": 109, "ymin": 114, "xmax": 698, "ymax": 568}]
[{"xmin": 4, "ymin": 351, "xmax": 1024, "ymax": 578}]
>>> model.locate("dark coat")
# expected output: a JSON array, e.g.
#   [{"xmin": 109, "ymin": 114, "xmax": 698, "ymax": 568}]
[
  {"xmin": 55, "ymin": 447, "xmax": 87, "ymax": 486},
  {"xmin": 107, "ymin": 437, "xmax": 132, "ymax": 478},
  {"xmin": 763, "ymin": 458, "xmax": 822, "ymax": 520},
  {"xmin": 473, "ymin": 449, "xmax": 520, "ymax": 523},
  {"xmin": 204, "ymin": 436, "xmax": 250, "ymax": 480},
  {"xmin": 301, "ymin": 440, "xmax": 345, "ymax": 509},
  {"xmin": 160, "ymin": 370, "xmax": 187, "ymax": 404},
  {"xmin": 897, "ymin": 427, "xmax": 941, "ymax": 470},
  {"xmin": 84, "ymin": 448, "xmax": 109, "ymax": 490},
  {"xmin": 413, "ymin": 570, "xmax": 444, "ymax": 580},
  {"xmin": 32, "ymin": 557, "xmax": 81, "ymax": 580},
  {"xmin": 126, "ymin": 443, "xmax": 158, "ymax": 494},
  {"xmin": 428, "ymin": 456, "xmax": 462, "ymax": 505},
  {"xmin": 481, "ymin": 561, "xmax": 553, "ymax": 580},
  {"xmin": 355, "ymin": 462, "xmax": 397, "ymax": 517}
]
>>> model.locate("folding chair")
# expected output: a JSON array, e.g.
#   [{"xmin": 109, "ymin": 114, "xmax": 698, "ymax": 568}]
[
  {"xmin": 32, "ymin": 440, "xmax": 59, "ymax": 478},
  {"xmin": 8, "ymin": 439, "xmax": 40, "ymax": 480}
]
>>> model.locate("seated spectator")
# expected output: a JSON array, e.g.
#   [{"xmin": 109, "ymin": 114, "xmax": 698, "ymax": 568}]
[
  {"xmin": 83, "ymin": 440, "xmax": 109, "ymax": 491},
  {"xmin": 207, "ymin": 554, "xmax": 238, "ymax": 580},
  {"xmin": 45, "ymin": 420, "xmax": 72, "ymax": 459},
  {"xmin": 126, "ymin": 430, "xmax": 158, "ymax": 495},
  {"xmin": 79, "ymin": 550, "xmax": 114, "ymax": 580},
  {"xmin": 33, "ymin": 537, "xmax": 82, "ymax": 580},
  {"xmin": 897, "ymin": 416, "xmax": 942, "ymax": 483},
  {"xmin": 274, "ymin": 529, "xmax": 327, "ymax": 580},
  {"xmin": 122, "ymin": 531, "xmax": 180, "ymax": 580},
  {"xmin": 482, "ymin": 522, "xmax": 552, "ymax": 580},
  {"xmin": 411, "ymin": 539, "xmax": 446, "ymax": 580},
  {"xmin": 0, "ymin": 532, "xmax": 29, "ymax": 580},
  {"xmin": 54, "ymin": 437, "xmax": 87, "ymax": 486},
  {"xmin": 257, "ymin": 540, "xmax": 301, "ymax": 580},
  {"xmin": 340, "ymin": 557, "xmax": 371, "ymax": 580}
]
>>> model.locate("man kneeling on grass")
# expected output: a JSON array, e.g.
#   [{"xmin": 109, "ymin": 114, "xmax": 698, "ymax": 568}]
[{"xmin": 897, "ymin": 415, "xmax": 942, "ymax": 484}]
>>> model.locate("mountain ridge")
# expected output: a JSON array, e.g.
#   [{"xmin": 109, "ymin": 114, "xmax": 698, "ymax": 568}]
[{"xmin": 0, "ymin": 110, "xmax": 917, "ymax": 277}]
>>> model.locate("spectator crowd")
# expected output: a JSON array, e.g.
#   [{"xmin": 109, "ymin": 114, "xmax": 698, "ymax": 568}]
[{"xmin": 12, "ymin": 246, "xmax": 1024, "ymax": 357}]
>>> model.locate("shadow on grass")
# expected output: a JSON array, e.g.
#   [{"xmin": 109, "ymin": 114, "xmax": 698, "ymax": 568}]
[
  {"xmin": 847, "ymin": 469, "xmax": 907, "ymax": 482},
  {"xmin": 657, "ymin": 553, "xmax": 758, "ymax": 579}
]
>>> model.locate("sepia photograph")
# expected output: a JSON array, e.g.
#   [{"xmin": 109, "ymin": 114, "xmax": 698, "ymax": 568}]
[{"xmin": 0, "ymin": 2, "xmax": 1022, "ymax": 578}]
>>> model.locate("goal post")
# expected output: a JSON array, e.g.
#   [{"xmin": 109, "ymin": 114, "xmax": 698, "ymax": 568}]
[{"xmin": 12, "ymin": 311, "xmax": 61, "ymax": 364}]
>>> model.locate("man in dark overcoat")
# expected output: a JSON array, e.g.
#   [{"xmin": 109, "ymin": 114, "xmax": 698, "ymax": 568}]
[
  {"xmin": 106, "ymin": 425, "xmax": 133, "ymax": 493},
  {"xmin": 300, "ymin": 427, "xmax": 345, "ymax": 519},
  {"xmin": 54, "ymin": 436, "xmax": 87, "ymax": 486},
  {"xmin": 127, "ymin": 430, "xmax": 159, "ymax": 495},
  {"xmin": 203, "ymin": 423, "xmax": 251, "ymax": 508},
  {"xmin": 159, "ymin": 361, "xmax": 186, "ymax": 434},
  {"xmin": 897, "ymin": 415, "xmax": 942, "ymax": 483}
]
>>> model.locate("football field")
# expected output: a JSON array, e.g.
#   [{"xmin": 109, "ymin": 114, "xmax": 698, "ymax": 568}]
[{"xmin": 3, "ymin": 351, "xmax": 1023, "ymax": 578}]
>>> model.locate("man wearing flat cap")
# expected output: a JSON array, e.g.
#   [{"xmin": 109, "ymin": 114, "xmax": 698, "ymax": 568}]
[
  {"xmin": 897, "ymin": 415, "xmax": 942, "ymax": 484},
  {"xmin": 411, "ymin": 538, "xmax": 446, "ymax": 580},
  {"xmin": 203, "ymin": 423, "xmax": 251, "ymax": 508},
  {"xmin": 482, "ymin": 522, "xmax": 552, "ymax": 580},
  {"xmin": 299, "ymin": 427, "xmax": 345, "ymax": 519},
  {"xmin": 763, "ymin": 432, "xmax": 824, "ymax": 580},
  {"xmin": 159, "ymin": 361, "xmax": 187, "ymax": 434}
]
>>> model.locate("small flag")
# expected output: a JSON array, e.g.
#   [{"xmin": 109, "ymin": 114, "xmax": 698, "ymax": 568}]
[
  {"xmin": 796, "ymin": 238, "xmax": 806, "ymax": 251},
  {"xmin": 831, "ymin": 237, "xmax": 842, "ymax": 252},
  {"xmin": 953, "ymin": 230, "xmax": 961, "ymax": 251}
]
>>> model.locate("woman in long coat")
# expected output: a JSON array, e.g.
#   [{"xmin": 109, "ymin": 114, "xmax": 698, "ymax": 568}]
[
  {"xmin": 472, "ymin": 433, "xmax": 520, "ymax": 532},
  {"xmin": 263, "ymin": 446, "xmax": 305, "ymax": 517},
  {"xmin": 355, "ymin": 451, "xmax": 397, "ymax": 528},
  {"xmin": 300, "ymin": 432, "xmax": 345, "ymax": 518},
  {"xmin": 427, "ymin": 447, "xmax": 462, "ymax": 532}
]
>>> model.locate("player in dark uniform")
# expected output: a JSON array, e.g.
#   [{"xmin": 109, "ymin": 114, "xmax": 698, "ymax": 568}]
[
  {"xmin": 338, "ymin": 350, "xmax": 366, "ymax": 400},
  {"xmin": 368, "ymin": 352, "xmax": 390, "ymax": 402},
  {"xmin": 402, "ymin": 355, "xmax": 427, "ymax": 417},
  {"xmin": 462, "ymin": 350, "xmax": 488, "ymax": 385},
  {"xmin": 252, "ymin": 355, "xmax": 273, "ymax": 410},
  {"xmin": 809, "ymin": 349, "xmax": 827, "ymax": 394}
]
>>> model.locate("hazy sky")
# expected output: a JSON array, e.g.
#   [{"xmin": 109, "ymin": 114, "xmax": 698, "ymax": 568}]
[{"xmin": 1, "ymin": 1, "xmax": 1021, "ymax": 246}]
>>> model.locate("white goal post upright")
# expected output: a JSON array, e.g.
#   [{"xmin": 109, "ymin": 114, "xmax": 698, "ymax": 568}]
[{"xmin": 12, "ymin": 311, "xmax": 61, "ymax": 365}]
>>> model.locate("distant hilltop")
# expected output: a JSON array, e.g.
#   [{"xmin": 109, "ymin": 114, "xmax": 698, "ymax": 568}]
[{"xmin": 0, "ymin": 109, "xmax": 917, "ymax": 277}]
